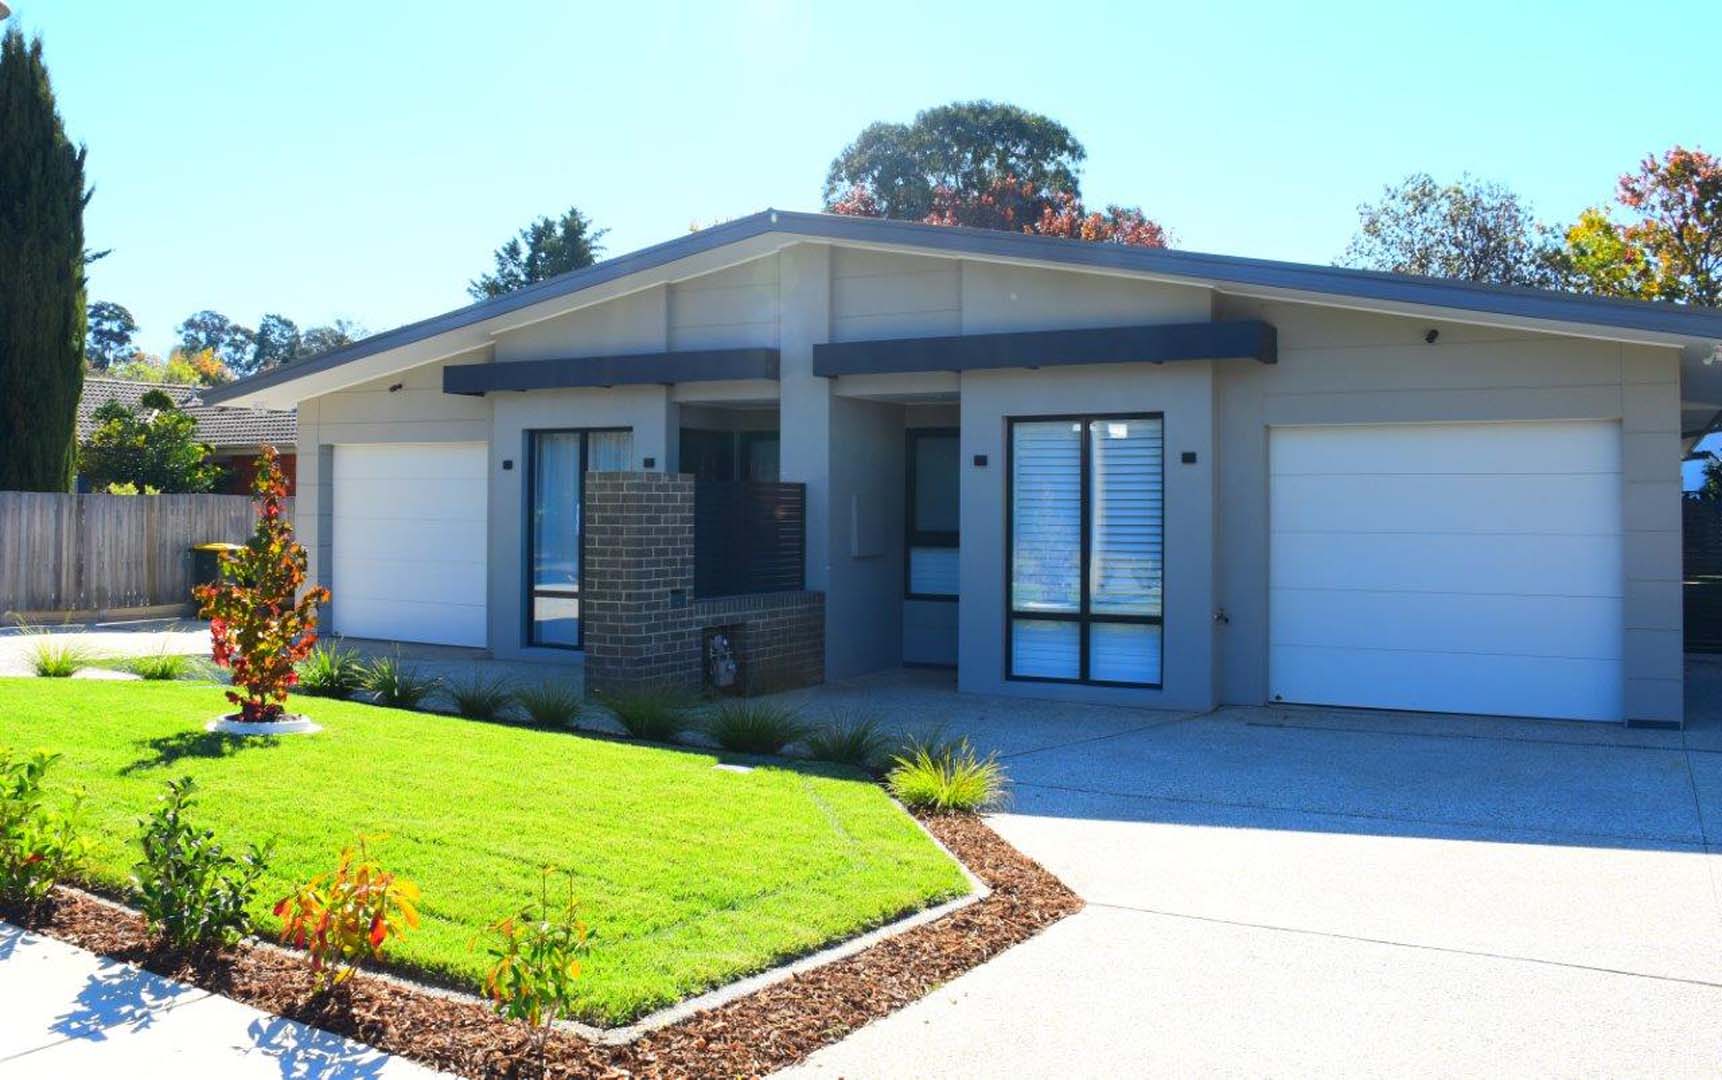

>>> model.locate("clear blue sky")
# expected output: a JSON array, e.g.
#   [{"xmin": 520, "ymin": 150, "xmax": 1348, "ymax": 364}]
[{"xmin": 12, "ymin": 0, "xmax": 1719, "ymax": 359}]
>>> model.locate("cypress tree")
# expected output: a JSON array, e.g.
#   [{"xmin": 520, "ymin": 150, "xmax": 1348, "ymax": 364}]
[{"xmin": 0, "ymin": 25, "xmax": 89, "ymax": 491}]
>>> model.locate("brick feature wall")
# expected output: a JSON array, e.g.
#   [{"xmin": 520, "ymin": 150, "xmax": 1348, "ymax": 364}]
[{"xmin": 582, "ymin": 472, "xmax": 824, "ymax": 698}]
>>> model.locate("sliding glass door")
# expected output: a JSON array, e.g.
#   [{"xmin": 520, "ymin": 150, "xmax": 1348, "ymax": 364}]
[
  {"xmin": 527, "ymin": 428, "xmax": 634, "ymax": 648},
  {"xmin": 1008, "ymin": 415, "xmax": 1163, "ymax": 687}
]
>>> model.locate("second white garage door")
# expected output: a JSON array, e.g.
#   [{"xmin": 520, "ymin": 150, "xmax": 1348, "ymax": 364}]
[
  {"xmin": 1268, "ymin": 420, "xmax": 1623, "ymax": 722},
  {"xmin": 332, "ymin": 443, "xmax": 488, "ymax": 648}
]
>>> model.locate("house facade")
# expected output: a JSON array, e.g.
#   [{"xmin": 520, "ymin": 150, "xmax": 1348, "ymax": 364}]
[
  {"xmin": 205, "ymin": 211, "xmax": 1722, "ymax": 727},
  {"xmin": 78, "ymin": 376, "xmax": 298, "ymax": 493}
]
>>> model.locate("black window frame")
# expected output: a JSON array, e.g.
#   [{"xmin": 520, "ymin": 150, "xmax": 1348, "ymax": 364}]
[
  {"xmin": 1005, "ymin": 412, "xmax": 1164, "ymax": 689},
  {"xmin": 524, "ymin": 426, "xmax": 633, "ymax": 651},
  {"xmin": 905, "ymin": 427, "xmax": 960, "ymax": 601}
]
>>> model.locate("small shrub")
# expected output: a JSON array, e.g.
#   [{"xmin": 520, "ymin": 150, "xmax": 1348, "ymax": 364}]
[
  {"xmin": 604, "ymin": 687, "xmax": 693, "ymax": 741},
  {"xmin": 127, "ymin": 651, "xmax": 191, "ymax": 681},
  {"xmin": 195, "ymin": 446, "xmax": 330, "ymax": 722},
  {"xmin": 515, "ymin": 681, "xmax": 582, "ymax": 728},
  {"xmin": 27, "ymin": 637, "xmax": 94, "ymax": 678},
  {"xmin": 707, "ymin": 701, "xmax": 808, "ymax": 755},
  {"xmin": 474, "ymin": 868, "xmax": 591, "ymax": 1070},
  {"xmin": 361, "ymin": 653, "xmax": 440, "ymax": 709},
  {"xmin": 447, "ymin": 673, "xmax": 515, "ymax": 722},
  {"xmin": 887, "ymin": 736, "xmax": 1005, "ymax": 813},
  {"xmin": 274, "ymin": 836, "xmax": 420, "ymax": 990},
  {"xmin": 295, "ymin": 642, "xmax": 366, "ymax": 698},
  {"xmin": 132, "ymin": 776, "xmax": 272, "ymax": 950},
  {"xmin": 0, "ymin": 748, "xmax": 88, "ymax": 910},
  {"xmin": 804, "ymin": 709, "xmax": 892, "ymax": 768}
]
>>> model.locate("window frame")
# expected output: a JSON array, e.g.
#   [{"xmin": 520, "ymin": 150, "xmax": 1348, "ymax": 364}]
[
  {"xmin": 904, "ymin": 426, "xmax": 961, "ymax": 602},
  {"xmin": 1004, "ymin": 412, "xmax": 1165, "ymax": 689},
  {"xmin": 523, "ymin": 426, "xmax": 633, "ymax": 651}
]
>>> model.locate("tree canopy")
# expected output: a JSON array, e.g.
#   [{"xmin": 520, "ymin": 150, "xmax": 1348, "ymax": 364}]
[
  {"xmin": 1563, "ymin": 147, "xmax": 1722, "ymax": 306},
  {"xmin": 824, "ymin": 101, "xmax": 1086, "ymax": 222},
  {"xmin": 469, "ymin": 206, "xmax": 606, "ymax": 300},
  {"xmin": 85, "ymin": 300, "xmax": 138, "ymax": 370},
  {"xmin": 0, "ymin": 26, "xmax": 89, "ymax": 492},
  {"xmin": 177, "ymin": 310, "xmax": 257, "ymax": 374},
  {"xmin": 78, "ymin": 388, "xmax": 220, "ymax": 493},
  {"xmin": 1339, "ymin": 173, "xmax": 1564, "ymax": 288},
  {"xmin": 825, "ymin": 101, "xmax": 1168, "ymax": 247}
]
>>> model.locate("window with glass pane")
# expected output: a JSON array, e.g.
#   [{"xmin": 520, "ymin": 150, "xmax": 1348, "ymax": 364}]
[
  {"xmin": 906, "ymin": 429, "xmax": 960, "ymax": 599},
  {"xmin": 528, "ymin": 428, "xmax": 634, "ymax": 648},
  {"xmin": 1008, "ymin": 415, "xmax": 1162, "ymax": 687}
]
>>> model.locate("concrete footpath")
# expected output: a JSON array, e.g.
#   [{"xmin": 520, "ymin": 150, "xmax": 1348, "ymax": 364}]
[{"xmin": 0, "ymin": 921, "xmax": 441, "ymax": 1078}]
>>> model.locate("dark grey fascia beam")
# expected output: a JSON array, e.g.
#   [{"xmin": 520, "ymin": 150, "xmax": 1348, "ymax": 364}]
[
  {"xmin": 812, "ymin": 320, "xmax": 1276, "ymax": 378},
  {"xmin": 443, "ymin": 347, "xmax": 780, "ymax": 395}
]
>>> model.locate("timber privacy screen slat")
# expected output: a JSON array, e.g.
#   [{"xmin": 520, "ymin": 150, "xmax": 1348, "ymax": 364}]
[{"xmin": 694, "ymin": 481, "xmax": 806, "ymax": 598}]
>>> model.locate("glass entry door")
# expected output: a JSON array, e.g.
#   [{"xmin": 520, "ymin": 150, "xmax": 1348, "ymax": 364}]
[{"xmin": 528, "ymin": 428, "xmax": 634, "ymax": 647}]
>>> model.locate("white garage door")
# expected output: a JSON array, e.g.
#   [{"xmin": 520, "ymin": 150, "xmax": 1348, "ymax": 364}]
[
  {"xmin": 1268, "ymin": 421, "xmax": 1623, "ymax": 722},
  {"xmin": 332, "ymin": 443, "xmax": 488, "ymax": 647}
]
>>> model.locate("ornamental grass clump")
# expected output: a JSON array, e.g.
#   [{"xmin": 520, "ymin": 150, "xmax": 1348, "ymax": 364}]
[
  {"xmin": 514, "ymin": 680, "xmax": 582, "ymax": 728},
  {"xmin": 803, "ymin": 708, "xmax": 893, "ymax": 770},
  {"xmin": 274, "ymin": 835, "xmax": 420, "ymax": 991},
  {"xmin": 886, "ymin": 735, "xmax": 1006, "ymax": 813},
  {"xmin": 707, "ymin": 701, "xmax": 808, "ymax": 755},
  {"xmin": 447, "ymin": 673, "xmax": 515, "ymax": 722},
  {"xmin": 127, "ymin": 650, "xmax": 192, "ymax": 681},
  {"xmin": 26, "ymin": 636, "xmax": 94, "ymax": 677},
  {"xmin": 360, "ymin": 652, "xmax": 440, "ymax": 709},
  {"xmin": 194, "ymin": 446, "xmax": 329, "ymax": 722},
  {"xmin": 603, "ymin": 687, "xmax": 694, "ymax": 742},
  {"xmin": 132, "ymin": 776, "xmax": 272, "ymax": 951},
  {"xmin": 295, "ymin": 641, "xmax": 366, "ymax": 698},
  {"xmin": 0, "ymin": 748, "xmax": 87, "ymax": 912}
]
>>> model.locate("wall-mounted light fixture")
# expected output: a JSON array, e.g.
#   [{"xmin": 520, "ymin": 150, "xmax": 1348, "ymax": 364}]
[
  {"xmin": 387, "ymin": 382, "xmax": 403, "ymax": 392},
  {"xmin": 1424, "ymin": 329, "xmax": 1439, "ymax": 344}
]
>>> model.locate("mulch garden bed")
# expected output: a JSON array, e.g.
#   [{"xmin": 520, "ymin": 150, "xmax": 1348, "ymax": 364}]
[{"xmin": 2, "ymin": 812, "xmax": 1081, "ymax": 1079}]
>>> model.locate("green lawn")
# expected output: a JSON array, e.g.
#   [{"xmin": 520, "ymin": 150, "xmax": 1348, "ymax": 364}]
[{"xmin": 0, "ymin": 678, "xmax": 968, "ymax": 1025}]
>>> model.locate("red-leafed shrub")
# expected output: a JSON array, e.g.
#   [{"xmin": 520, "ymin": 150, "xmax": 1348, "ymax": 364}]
[
  {"xmin": 274, "ymin": 836, "xmax": 421, "ymax": 990},
  {"xmin": 194, "ymin": 445, "xmax": 330, "ymax": 723}
]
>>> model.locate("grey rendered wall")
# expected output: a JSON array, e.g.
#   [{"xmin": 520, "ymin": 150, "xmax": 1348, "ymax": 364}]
[{"xmin": 1211, "ymin": 297, "xmax": 1684, "ymax": 725}]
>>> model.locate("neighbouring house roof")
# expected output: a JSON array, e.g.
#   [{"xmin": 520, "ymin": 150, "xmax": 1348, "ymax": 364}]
[
  {"xmin": 202, "ymin": 208, "xmax": 1722, "ymax": 409},
  {"xmin": 78, "ymin": 376, "xmax": 297, "ymax": 452}
]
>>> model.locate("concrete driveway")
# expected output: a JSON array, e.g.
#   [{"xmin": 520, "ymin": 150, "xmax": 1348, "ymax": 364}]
[{"xmin": 782, "ymin": 663, "xmax": 1722, "ymax": 1078}]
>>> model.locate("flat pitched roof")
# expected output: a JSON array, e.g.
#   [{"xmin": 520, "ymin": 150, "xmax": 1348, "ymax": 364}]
[{"xmin": 203, "ymin": 209, "xmax": 1722, "ymax": 406}]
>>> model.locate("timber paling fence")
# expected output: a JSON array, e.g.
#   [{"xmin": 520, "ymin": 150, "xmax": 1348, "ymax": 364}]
[{"xmin": 0, "ymin": 492, "xmax": 287, "ymax": 622}]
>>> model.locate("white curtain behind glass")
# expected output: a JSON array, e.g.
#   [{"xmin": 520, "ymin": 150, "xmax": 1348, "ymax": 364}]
[
  {"xmin": 533, "ymin": 433, "xmax": 581, "ymax": 591},
  {"xmin": 586, "ymin": 431, "xmax": 635, "ymax": 473}
]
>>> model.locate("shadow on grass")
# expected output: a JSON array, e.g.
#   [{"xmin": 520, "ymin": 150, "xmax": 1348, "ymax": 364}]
[{"xmin": 122, "ymin": 730, "xmax": 278, "ymax": 774}]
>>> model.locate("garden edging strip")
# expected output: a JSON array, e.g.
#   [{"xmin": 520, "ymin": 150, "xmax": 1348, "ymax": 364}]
[{"xmin": 0, "ymin": 812, "xmax": 1083, "ymax": 1080}]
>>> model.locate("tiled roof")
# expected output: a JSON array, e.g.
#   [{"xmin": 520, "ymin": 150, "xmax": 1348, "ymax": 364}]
[{"xmin": 78, "ymin": 377, "xmax": 297, "ymax": 452}]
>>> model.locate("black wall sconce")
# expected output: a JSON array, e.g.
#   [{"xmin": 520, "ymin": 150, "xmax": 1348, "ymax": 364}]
[{"xmin": 973, "ymin": 454, "xmax": 988, "ymax": 467}]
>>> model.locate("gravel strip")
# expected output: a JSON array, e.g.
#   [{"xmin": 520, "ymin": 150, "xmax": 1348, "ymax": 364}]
[{"xmin": 1, "ymin": 812, "xmax": 1081, "ymax": 1079}]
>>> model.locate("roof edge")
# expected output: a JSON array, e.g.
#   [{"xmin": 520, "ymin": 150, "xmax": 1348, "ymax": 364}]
[{"xmin": 204, "ymin": 208, "xmax": 1722, "ymax": 405}]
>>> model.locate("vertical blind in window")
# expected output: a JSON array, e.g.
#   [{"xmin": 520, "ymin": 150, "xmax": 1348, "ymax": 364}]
[{"xmin": 1009, "ymin": 415, "xmax": 1163, "ymax": 687}]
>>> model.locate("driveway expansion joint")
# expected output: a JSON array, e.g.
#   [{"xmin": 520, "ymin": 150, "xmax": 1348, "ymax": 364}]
[
  {"xmin": 1084, "ymin": 901, "xmax": 1722, "ymax": 991},
  {"xmin": 1008, "ymin": 779, "xmax": 1709, "ymax": 849}
]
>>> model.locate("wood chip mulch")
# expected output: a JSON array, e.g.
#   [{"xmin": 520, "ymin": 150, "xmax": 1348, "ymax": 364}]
[{"xmin": 1, "ymin": 812, "xmax": 1081, "ymax": 1079}]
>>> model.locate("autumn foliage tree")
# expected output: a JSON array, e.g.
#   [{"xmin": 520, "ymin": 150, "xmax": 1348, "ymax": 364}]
[
  {"xmin": 1564, "ymin": 146, "xmax": 1722, "ymax": 306},
  {"xmin": 195, "ymin": 446, "xmax": 329, "ymax": 722},
  {"xmin": 835, "ymin": 174, "xmax": 1169, "ymax": 247}
]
